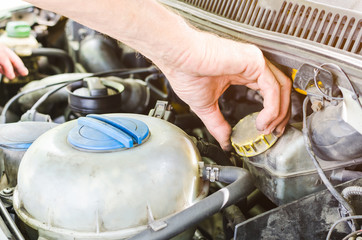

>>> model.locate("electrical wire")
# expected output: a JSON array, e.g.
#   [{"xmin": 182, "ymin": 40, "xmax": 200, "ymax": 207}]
[
  {"xmin": 313, "ymin": 68, "xmax": 343, "ymax": 101},
  {"xmin": 0, "ymin": 80, "xmax": 77, "ymax": 124},
  {"xmin": 30, "ymin": 83, "xmax": 70, "ymax": 111},
  {"xmin": 307, "ymin": 62, "xmax": 362, "ymax": 239},
  {"xmin": 313, "ymin": 63, "xmax": 362, "ymax": 108},
  {"xmin": 326, "ymin": 216, "xmax": 362, "ymax": 240},
  {"xmin": 0, "ymin": 66, "xmax": 157, "ymax": 123},
  {"xmin": 342, "ymin": 229, "xmax": 362, "ymax": 240},
  {"xmin": 302, "ymin": 97, "xmax": 358, "ymax": 233}
]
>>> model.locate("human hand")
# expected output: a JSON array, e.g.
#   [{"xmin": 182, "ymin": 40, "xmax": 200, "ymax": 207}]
[
  {"xmin": 158, "ymin": 32, "xmax": 291, "ymax": 151},
  {"xmin": 0, "ymin": 44, "xmax": 28, "ymax": 80},
  {"xmin": 22, "ymin": 0, "xmax": 290, "ymax": 151}
]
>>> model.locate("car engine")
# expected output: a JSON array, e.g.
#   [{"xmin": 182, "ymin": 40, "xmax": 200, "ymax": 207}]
[{"xmin": 0, "ymin": 0, "xmax": 361, "ymax": 239}]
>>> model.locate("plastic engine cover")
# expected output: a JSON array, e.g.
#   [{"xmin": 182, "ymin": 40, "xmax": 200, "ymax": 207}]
[{"xmin": 14, "ymin": 114, "xmax": 206, "ymax": 240}]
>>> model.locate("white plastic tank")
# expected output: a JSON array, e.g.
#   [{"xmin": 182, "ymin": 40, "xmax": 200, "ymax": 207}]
[
  {"xmin": 0, "ymin": 21, "xmax": 38, "ymax": 56},
  {"xmin": 14, "ymin": 114, "xmax": 208, "ymax": 240}
]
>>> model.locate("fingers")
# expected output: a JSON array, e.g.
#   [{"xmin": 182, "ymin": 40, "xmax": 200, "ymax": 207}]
[
  {"xmin": 264, "ymin": 59, "xmax": 291, "ymax": 136},
  {"xmin": 6, "ymin": 47, "xmax": 28, "ymax": 77},
  {"xmin": 0, "ymin": 46, "xmax": 28, "ymax": 79},
  {"xmin": 192, "ymin": 104, "xmax": 232, "ymax": 151},
  {"xmin": 0, "ymin": 56, "xmax": 16, "ymax": 79},
  {"xmin": 255, "ymin": 62, "xmax": 281, "ymax": 132},
  {"xmin": 256, "ymin": 59, "xmax": 291, "ymax": 136}
]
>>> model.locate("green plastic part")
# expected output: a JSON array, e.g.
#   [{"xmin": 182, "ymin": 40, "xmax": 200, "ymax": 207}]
[{"xmin": 6, "ymin": 21, "xmax": 31, "ymax": 38}]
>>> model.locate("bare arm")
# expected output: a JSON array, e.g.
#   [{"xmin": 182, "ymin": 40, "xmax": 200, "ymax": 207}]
[
  {"xmin": 25, "ymin": 0, "xmax": 196, "ymax": 66},
  {"xmin": 26, "ymin": 0, "xmax": 291, "ymax": 150}
]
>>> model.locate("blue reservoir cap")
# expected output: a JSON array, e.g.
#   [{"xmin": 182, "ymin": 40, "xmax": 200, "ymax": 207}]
[
  {"xmin": 68, "ymin": 115, "xmax": 149, "ymax": 151},
  {"xmin": 0, "ymin": 142, "xmax": 32, "ymax": 150}
]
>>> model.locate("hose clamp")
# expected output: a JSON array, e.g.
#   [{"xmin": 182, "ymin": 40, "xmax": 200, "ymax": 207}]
[{"xmin": 205, "ymin": 166, "xmax": 219, "ymax": 182}]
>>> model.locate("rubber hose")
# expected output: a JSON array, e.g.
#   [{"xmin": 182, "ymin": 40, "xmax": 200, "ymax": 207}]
[
  {"xmin": 129, "ymin": 166, "xmax": 254, "ymax": 240},
  {"xmin": 331, "ymin": 170, "xmax": 362, "ymax": 182},
  {"xmin": 31, "ymin": 48, "xmax": 75, "ymax": 73},
  {"xmin": 196, "ymin": 139, "xmax": 232, "ymax": 166},
  {"xmin": 79, "ymin": 35, "xmax": 123, "ymax": 72}
]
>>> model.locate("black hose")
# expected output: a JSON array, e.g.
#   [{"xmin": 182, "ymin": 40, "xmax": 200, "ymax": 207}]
[
  {"xmin": 31, "ymin": 48, "xmax": 75, "ymax": 73},
  {"xmin": 129, "ymin": 166, "xmax": 254, "ymax": 240},
  {"xmin": 223, "ymin": 205, "xmax": 246, "ymax": 231},
  {"xmin": 331, "ymin": 170, "xmax": 362, "ymax": 182},
  {"xmin": 79, "ymin": 35, "xmax": 124, "ymax": 72},
  {"xmin": 174, "ymin": 113, "xmax": 203, "ymax": 129},
  {"xmin": 196, "ymin": 139, "xmax": 232, "ymax": 166}
]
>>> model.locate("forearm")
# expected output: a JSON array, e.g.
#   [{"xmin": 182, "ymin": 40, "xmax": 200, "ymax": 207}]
[
  {"xmin": 25, "ymin": 0, "xmax": 291, "ymax": 150},
  {"xmin": 26, "ymin": 0, "xmax": 197, "ymax": 68}
]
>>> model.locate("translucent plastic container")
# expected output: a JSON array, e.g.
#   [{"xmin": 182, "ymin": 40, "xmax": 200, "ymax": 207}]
[{"xmin": 0, "ymin": 21, "xmax": 38, "ymax": 56}]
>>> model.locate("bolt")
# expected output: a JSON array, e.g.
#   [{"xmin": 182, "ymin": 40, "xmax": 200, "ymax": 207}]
[
  {"xmin": 311, "ymin": 100, "xmax": 323, "ymax": 112},
  {"xmin": 2, "ymin": 188, "xmax": 13, "ymax": 195}
]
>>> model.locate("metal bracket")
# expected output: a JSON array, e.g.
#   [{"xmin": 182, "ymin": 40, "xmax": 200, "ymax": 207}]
[
  {"xmin": 198, "ymin": 161, "xmax": 205, "ymax": 178},
  {"xmin": 147, "ymin": 203, "xmax": 168, "ymax": 232},
  {"xmin": 294, "ymin": 63, "xmax": 333, "ymax": 93},
  {"xmin": 148, "ymin": 100, "xmax": 175, "ymax": 122},
  {"xmin": 149, "ymin": 220, "xmax": 168, "ymax": 232}
]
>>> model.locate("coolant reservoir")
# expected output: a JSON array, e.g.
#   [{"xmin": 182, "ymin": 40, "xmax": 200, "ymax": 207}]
[{"xmin": 14, "ymin": 114, "xmax": 207, "ymax": 240}]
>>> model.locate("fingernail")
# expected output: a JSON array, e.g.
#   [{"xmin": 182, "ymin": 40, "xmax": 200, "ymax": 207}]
[
  {"xmin": 21, "ymin": 67, "xmax": 29, "ymax": 76},
  {"xmin": 255, "ymin": 122, "xmax": 265, "ymax": 132},
  {"xmin": 223, "ymin": 144, "xmax": 232, "ymax": 152},
  {"xmin": 273, "ymin": 127, "xmax": 285, "ymax": 137},
  {"xmin": 262, "ymin": 127, "xmax": 272, "ymax": 135},
  {"xmin": 8, "ymin": 73, "xmax": 15, "ymax": 79},
  {"xmin": 273, "ymin": 129, "xmax": 281, "ymax": 137}
]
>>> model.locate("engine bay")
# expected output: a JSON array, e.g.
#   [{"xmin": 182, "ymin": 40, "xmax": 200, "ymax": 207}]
[{"xmin": 0, "ymin": 1, "xmax": 361, "ymax": 239}]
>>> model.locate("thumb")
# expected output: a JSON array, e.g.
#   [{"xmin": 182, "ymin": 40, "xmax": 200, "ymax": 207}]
[{"xmin": 192, "ymin": 104, "xmax": 232, "ymax": 151}]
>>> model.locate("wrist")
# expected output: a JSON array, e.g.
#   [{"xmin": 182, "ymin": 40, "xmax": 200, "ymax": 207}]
[{"xmin": 148, "ymin": 16, "xmax": 203, "ymax": 74}]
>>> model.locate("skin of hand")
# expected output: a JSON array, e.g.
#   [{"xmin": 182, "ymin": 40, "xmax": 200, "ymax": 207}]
[
  {"xmin": 24, "ymin": 0, "xmax": 291, "ymax": 150},
  {"xmin": 157, "ymin": 32, "xmax": 291, "ymax": 150},
  {"xmin": 0, "ymin": 44, "xmax": 28, "ymax": 79}
]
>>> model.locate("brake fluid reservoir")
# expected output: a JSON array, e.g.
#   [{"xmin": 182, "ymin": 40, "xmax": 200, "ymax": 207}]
[{"xmin": 14, "ymin": 114, "xmax": 207, "ymax": 240}]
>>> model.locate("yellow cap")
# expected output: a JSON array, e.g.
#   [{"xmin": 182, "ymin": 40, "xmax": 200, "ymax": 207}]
[{"xmin": 231, "ymin": 112, "xmax": 278, "ymax": 157}]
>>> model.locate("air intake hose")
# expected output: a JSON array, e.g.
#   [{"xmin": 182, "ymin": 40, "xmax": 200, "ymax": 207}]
[{"xmin": 31, "ymin": 48, "xmax": 75, "ymax": 73}]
